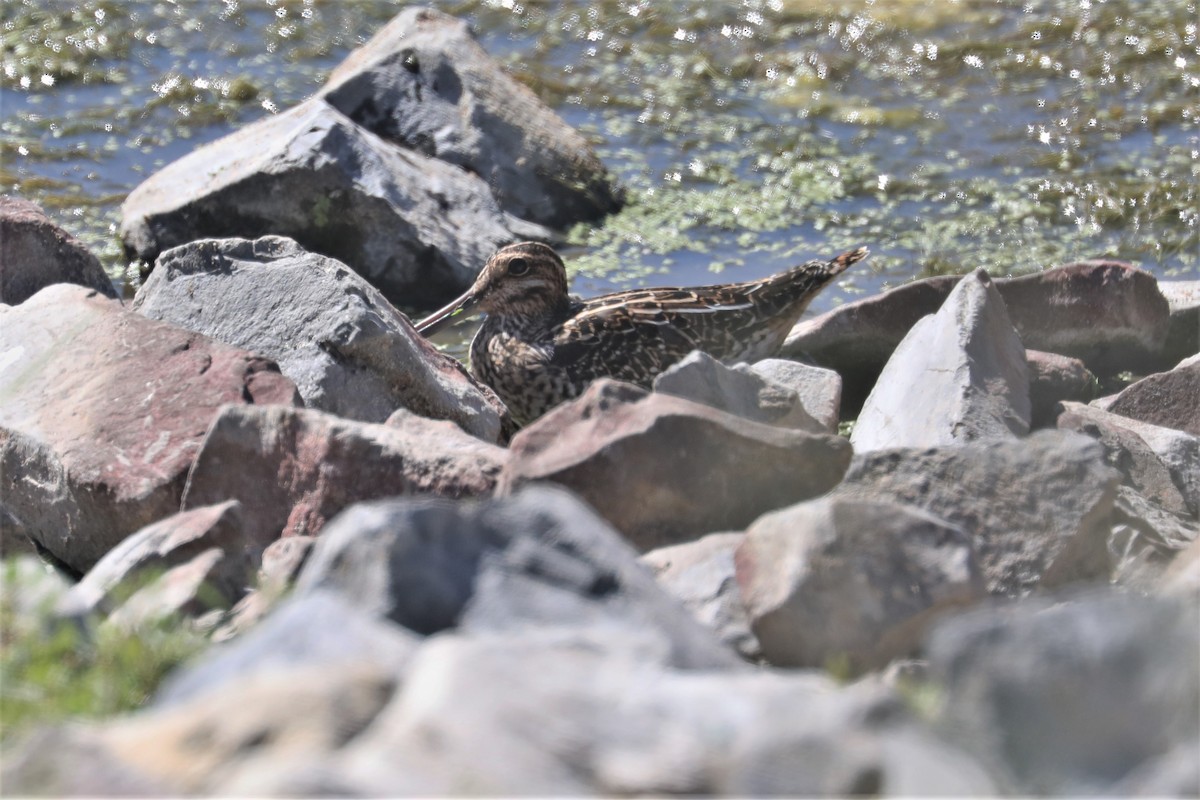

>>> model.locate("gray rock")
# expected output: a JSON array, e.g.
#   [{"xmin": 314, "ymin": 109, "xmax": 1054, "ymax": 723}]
[
  {"xmin": 0, "ymin": 196, "xmax": 118, "ymax": 304},
  {"xmin": 652, "ymin": 350, "xmax": 824, "ymax": 432},
  {"xmin": 749, "ymin": 358, "xmax": 843, "ymax": 431},
  {"xmin": 1104, "ymin": 354, "xmax": 1200, "ymax": 436},
  {"xmin": 852, "ymin": 269, "xmax": 1031, "ymax": 451},
  {"xmin": 155, "ymin": 589, "xmax": 420, "ymax": 708},
  {"xmin": 57, "ymin": 501, "xmax": 252, "ymax": 619},
  {"xmin": 258, "ymin": 535, "xmax": 317, "ymax": 591},
  {"xmin": 1161, "ymin": 537, "xmax": 1200, "ymax": 596},
  {"xmin": 0, "ymin": 284, "xmax": 301, "ymax": 574},
  {"xmin": 120, "ymin": 98, "xmax": 547, "ymax": 309},
  {"xmin": 295, "ymin": 485, "xmax": 743, "ymax": 670},
  {"xmin": 926, "ymin": 589, "xmax": 1200, "ymax": 794},
  {"xmin": 1108, "ymin": 486, "xmax": 1200, "ymax": 589},
  {"xmin": 1115, "ymin": 739, "xmax": 1200, "ymax": 797},
  {"xmin": 836, "ymin": 430, "xmax": 1121, "ymax": 596},
  {"xmin": 1026, "ymin": 349, "xmax": 1097, "ymax": 429},
  {"xmin": 318, "ymin": 7, "xmax": 620, "ymax": 230},
  {"xmin": 133, "ymin": 235, "xmax": 508, "ymax": 439},
  {"xmin": 640, "ymin": 532, "xmax": 760, "ymax": 660},
  {"xmin": 737, "ymin": 498, "xmax": 985, "ymax": 670},
  {"xmin": 498, "ymin": 379, "xmax": 853, "ymax": 552},
  {"xmin": 181, "ymin": 405, "xmax": 506, "ymax": 545},
  {"xmin": 0, "ymin": 724, "xmax": 169, "ymax": 797},
  {"xmin": 102, "ymin": 548, "xmax": 238, "ymax": 632},
  {"xmin": 1157, "ymin": 280, "xmax": 1200, "ymax": 369}
]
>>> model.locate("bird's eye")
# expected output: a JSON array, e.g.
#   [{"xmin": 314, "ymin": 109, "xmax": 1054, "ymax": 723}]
[{"xmin": 508, "ymin": 257, "xmax": 530, "ymax": 276}]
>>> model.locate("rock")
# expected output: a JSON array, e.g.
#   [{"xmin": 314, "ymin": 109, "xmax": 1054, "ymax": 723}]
[
  {"xmin": 0, "ymin": 724, "xmax": 169, "ymax": 797},
  {"xmin": 1114, "ymin": 739, "xmax": 1200, "ymax": 797},
  {"xmin": 640, "ymin": 532, "xmax": 760, "ymax": 660},
  {"xmin": 835, "ymin": 431, "xmax": 1120, "ymax": 596},
  {"xmin": 748, "ymin": 358, "xmax": 843, "ymax": 431},
  {"xmin": 736, "ymin": 498, "xmax": 985, "ymax": 670},
  {"xmin": 1156, "ymin": 280, "xmax": 1200, "ymax": 369},
  {"xmin": 295, "ymin": 486, "xmax": 743, "ymax": 670},
  {"xmin": 133, "ymin": 235, "xmax": 508, "ymax": 439},
  {"xmin": 120, "ymin": 99, "xmax": 547, "ymax": 309},
  {"xmin": 258, "ymin": 535, "xmax": 317, "ymax": 591},
  {"xmin": 102, "ymin": 548, "xmax": 239, "ymax": 632},
  {"xmin": 852, "ymin": 269, "xmax": 1030, "ymax": 452},
  {"xmin": 0, "ymin": 555, "xmax": 72, "ymax": 630},
  {"xmin": 0, "ymin": 285, "xmax": 301, "ymax": 574},
  {"xmin": 0, "ymin": 196, "xmax": 118, "ymax": 304},
  {"xmin": 1161, "ymin": 537, "xmax": 1200, "ymax": 596},
  {"xmin": 181, "ymin": 405, "xmax": 506, "ymax": 545},
  {"xmin": 57, "ymin": 501, "xmax": 252, "ymax": 620},
  {"xmin": 926, "ymin": 589, "xmax": 1200, "ymax": 794},
  {"xmin": 318, "ymin": 7, "xmax": 620, "ymax": 231},
  {"xmin": 1026, "ymin": 349, "xmax": 1096, "ymax": 429},
  {"xmin": 322, "ymin": 628, "xmax": 994, "ymax": 796},
  {"xmin": 652, "ymin": 350, "xmax": 824, "ymax": 432},
  {"xmin": 783, "ymin": 261, "xmax": 1171, "ymax": 412},
  {"xmin": 497, "ymin": 380, "xmax": 853, "ymax": 551},
  {"xmin": 1057, "ymin": 401, "xmax": 1192, "ymax": 516},
  {"xmin": 1108, "ymin": 487, "xmax": 1200, "ymax": 588},
  {"xmin": 1103, "ymin": 354, "xmax": 1200, "ymax": 436},
  {"xmin": 155, "ymin": 589, "xmax": 420, "ymax": 708}
]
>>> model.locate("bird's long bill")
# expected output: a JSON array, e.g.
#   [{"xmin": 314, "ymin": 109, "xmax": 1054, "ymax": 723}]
[{"xmin": 414, "ymin": 288, "xmax": 483, "ymax": 337}]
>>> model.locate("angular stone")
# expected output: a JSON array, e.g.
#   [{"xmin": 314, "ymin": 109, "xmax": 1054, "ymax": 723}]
[
  {"xmin": 133, "ymin": 235, "xmax": 508, "ymax": 439},
  {"xmin": 1104, "ymin": 354, "xmax": 1200, "ymax": 436},
  {"xmin": 295, "ymin": 486, "xmax": 742, "ymax": 670},
  {"xmin": 103, "ymin": 548, "xmax": 238, "ymax": 631},
  {"xmin": 926, "ymin": 589, "xmax": 1200, "ymax": 794},
  {"xmin": 836, "ymin": 431, "xmax": 1121, "ymax": 596},
  {"xmin": 120, "ymin": 99, "xmax": 547, "ymax": 309},
  {"xmin": 498, "ymin": 380, "xmax": 853, "ymax": 551},
  {"xmin": 640, "ymin": 532, "xmax": 760, "ymax": 660},
  {"xmin": 181, "ymin": 405, "xmax": 506, "ymax": 545},
  {"xmin": 0, "ymin": 196, "xmax": 118, "ymax": 304},
  {"xmin": 318, "ymin": 7, "xmax": 620, "ymax": 230},
  {"xmin": 737, "ymin": 498, "xmax": 985, "ymax": 670},
  {"xmin": 852, "ymin": 269, "xmax": 1030, "ymax": 452},
  {"xmin": 1057, "ymin": 401, "xmax": 1192, "ymax": 516},
  {"xmin": 652, "ymin": 350, "xmax": 824, "ymax": 432},
  {"xmin": 57, "ymin": 501, "xmax": 252, "ymax": 619},
  {"xmin": 0, "ymin": 285, "xmax": 301, "ymax": 573},
  {"xmin": 748, "ymin": 358, "xmax": 843, "ymax": 431},
  {"xmin": 1026, "ymin": 349, "xmax": 1097, "ymax": 429}
]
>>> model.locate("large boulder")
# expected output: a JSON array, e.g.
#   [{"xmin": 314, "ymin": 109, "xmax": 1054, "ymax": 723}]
[
  {"xmin": 318, "ymin": 7, "xmax": 621, "ymax": 230},
  {"xmin": 133, "ymin": 235, "xmax": 508, "ymax": 439},
  {"xmin": 180, "ymin": 405, "xmax": 506, "ymax": 546},
  {"xmin": 0, "ymin": 285, "xmax": 301, "ymax": 573},
  {"xmin": 736, "ymin": 498, "xmax": 985, "ymax": 670},
  {"xmin": 835, "ymin": 431, "xmax": 1121, "ymax": 596},
  {"xmin": 295, "ymin": 486, "xmax": 743, "ymax": 670},
  {"xmin": 1102, "ymin": 354, "xmax": 1200, "ymax": 436},
  {"xmin": 497, "ymin": 380, "xmax": 853, "ymax": 551},
  {"xmin": 852, "ymin": 269, "xmax": 1030, "ymax": 451},
  {"xmin": 0, "ymin": 196, "xmax": 118, "ymax": 304}
]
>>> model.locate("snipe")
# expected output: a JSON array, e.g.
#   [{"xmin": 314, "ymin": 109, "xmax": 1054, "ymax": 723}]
[{"xmin": 416, "ymin": 242, "xmax": 868, "ymax": 425}]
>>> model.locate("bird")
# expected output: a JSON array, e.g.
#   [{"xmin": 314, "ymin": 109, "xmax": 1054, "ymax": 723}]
[{"xmin": 415, "ymin": 242, "xmax": 868, "ymax": 425}]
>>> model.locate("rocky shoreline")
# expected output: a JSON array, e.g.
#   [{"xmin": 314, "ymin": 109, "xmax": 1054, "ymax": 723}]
[{"xmin": 2, "ymin": 6, "xmax": 1198, "ymax": 797}]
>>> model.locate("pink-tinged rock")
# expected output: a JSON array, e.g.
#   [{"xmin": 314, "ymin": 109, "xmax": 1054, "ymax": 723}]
[
  {"xmin": 0, "ymin": 196, "xmax": 118, "ymax": 304},
  {"xmin": 497, "ymin": 379, "xmax": 852, "ymax": 551},
  {"xmin": 1104, "ymin": 355, "xmax": 1200, "ymax": 436},
  {"xmin": 181, "ymin": 405, "xmax": 506, "ymax": 545},
  {"xmin": 0, "ymin": 285, "xmax": 302, "ymax": 573},
  {"xmin": 1027, "ymin": 350, "xmax": 1097, "ymax": 430}
]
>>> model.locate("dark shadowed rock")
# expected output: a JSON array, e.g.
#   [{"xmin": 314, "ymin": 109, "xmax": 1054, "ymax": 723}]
[
  {"xmin": 0, "ymin": 196, "xmax": 118, "ymax": 304},
  {"xmin": 1026, "ymin": 349, "xmax": 1097, "ymax": 429},
  {"xmin": 57, "ymin": 501, "xmax": 252, "ymax": 620},
  {"xmin": 835, "ymin": 431, "xmax": 1120, "ymax": 596},
  {"xmin": 295, "ymin": 486, "xmax": 743, "ymax": 670},
  {"xmin": 181, "ymin": 405, "xmax": 505, "ymax": 545},
  {"xmin": 652, "ymin": 350, "xmax": 824, "ymax": 432},
  {"xmin": 749, "ymin": 358, "xmax": 842, "ymax": 431},
  {"xmin": 784, "ymin": 261, "xmax": 1171, "ymax": 411},
  {"xmin": 737, "ymin": 498, "xmax": 985, "ymax": 670},
  {"xmin": 926, "ymin": 589, "xmax": 1200, "ymax": 795},
  {"xmin": 133, "ymin": 235, "xmax": 508, "ymax": 439},
  {"xmin": 1157, "ymin": 280, "xmax": 1199, "ymax": 369},
  {"xmin": 318, "ymin": 7, "xmax": 621, "ymax": 230},
  {"xmin": 852, "ymin": 269, "xmax": 1030, "ymax": 452},
  {"xmin": 1104, "ymin": 354, "xmax": 1200, "ymax": 436},
  {"xmin": 498, "ymin": 379, "xmax": 853, "ymax": 551},
  {"xmin": 0, "ymin": 285, "xmax": 301, "ymax": 574},
  {"xmin": 120, "ymin": 99, "xmax": 546, "ymax": 309},
  {"xmin": 641, "ymin": 532, "xmax": 760, "ymax": 660}
]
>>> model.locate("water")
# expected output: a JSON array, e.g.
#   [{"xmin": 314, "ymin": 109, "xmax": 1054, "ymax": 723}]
[{"xmin": 4, "ymin": 0, "xmax": 1198, "ymax": 345}]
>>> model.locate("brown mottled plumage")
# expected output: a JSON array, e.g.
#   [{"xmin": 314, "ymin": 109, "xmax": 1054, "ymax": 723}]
[{"xmin": 416, "ymin": 242, "xmax": 868, "ymax": 425}]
